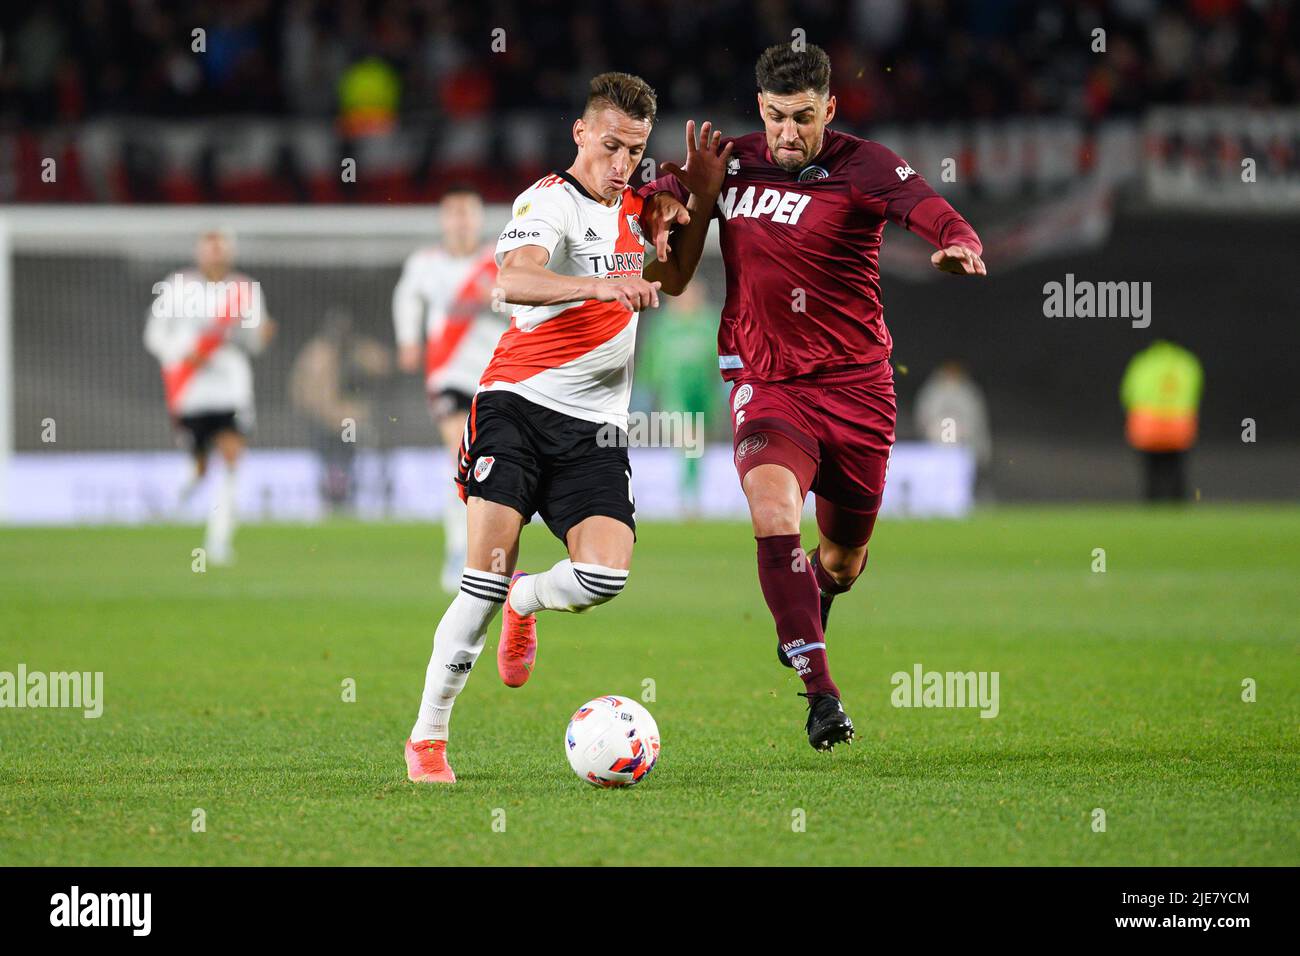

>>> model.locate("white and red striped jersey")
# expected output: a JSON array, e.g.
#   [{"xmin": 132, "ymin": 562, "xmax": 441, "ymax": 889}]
[
  {"xmin": 481, "ymin": 171, "xmax": 648, "ymax": 430},
  {"xmin": 143, "ymin": 269, "xmax": 268, "ymax": 420},
  {"xmin": 391, "ymin": 244, "xmax": 504, "ymax": 396}
]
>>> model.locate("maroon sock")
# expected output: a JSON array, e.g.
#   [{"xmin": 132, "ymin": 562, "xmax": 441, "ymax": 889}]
[{"xmin": 756, "ymin": 534, "xmax": 839, "ymax": 697}]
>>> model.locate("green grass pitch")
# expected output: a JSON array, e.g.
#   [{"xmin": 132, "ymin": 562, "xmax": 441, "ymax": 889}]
[{"xmin": 1, "ymin": 506, "xmax": 1296, "ymax": 866}]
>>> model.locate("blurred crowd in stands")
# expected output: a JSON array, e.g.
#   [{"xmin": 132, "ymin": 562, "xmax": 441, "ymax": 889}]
[{"xmin": 2, "ymin": 0, "xmax": 1297, "ymax": 202}]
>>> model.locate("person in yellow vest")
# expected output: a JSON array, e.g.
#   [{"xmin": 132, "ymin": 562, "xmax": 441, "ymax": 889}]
[
  {"xmin": 1120, "ymin": 340, "xmax": 1203, "ymax": 501},
  {"xmin": 338, "ymin": 57, "xmax": 400, "ymax": 138}
]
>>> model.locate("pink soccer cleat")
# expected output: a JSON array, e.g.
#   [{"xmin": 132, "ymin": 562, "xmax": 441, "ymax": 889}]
[
  {"xmin": 405, "ymin": 738, "xmax": 456, "ymax": 783},
  {"xmin": 498, "ymin": 572, "xmax": 538, "ymax": 688}
]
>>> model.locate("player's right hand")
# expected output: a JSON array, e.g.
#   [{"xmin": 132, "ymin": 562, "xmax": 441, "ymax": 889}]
[
  {"xmin": 662, "ymin": 120, "xmax": 733, "ymax": 203},
  {"xmin": 593, "ymin": 276, "xmax": 661, "ymax": 312},
  {"xmin": 644, "ymin": 192, "xmax": 690, "ymax": 262},
  {"xmin": 930, "ymin": 245, "xmax": 987, "ymax": 276}
]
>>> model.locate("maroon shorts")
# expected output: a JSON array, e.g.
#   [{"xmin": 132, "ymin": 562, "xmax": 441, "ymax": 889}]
[{"xmin": 729, "ymin": 361, "xmax": 896, "ymax": 547}]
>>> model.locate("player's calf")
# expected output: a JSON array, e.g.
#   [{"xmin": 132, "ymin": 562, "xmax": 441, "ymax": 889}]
[
  {"xmin": 499, "ymin": 560, "xmax": 630, "ymax": 688},
  {"xmin": 509, "ymin": 558, "xmax": 629, "ymax": 615},
  {"xmin": 809, "ymin": 546, "xmax": 863, "ymax": 634},
  {"xmin": 811, "ymin": 498, "xmax": 878, "ymax": 633},
  {"xmin": 408, "ymin": 567, "xmax": 511, "ymax": 777}
]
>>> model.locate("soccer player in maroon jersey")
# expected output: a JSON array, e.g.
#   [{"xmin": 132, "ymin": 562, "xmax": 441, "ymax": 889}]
[{"xmin": 640, "ymin": 44, "xmax": 986, "ymax": 750}]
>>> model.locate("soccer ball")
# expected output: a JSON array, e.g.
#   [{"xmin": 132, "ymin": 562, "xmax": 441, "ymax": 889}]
[{"xmin": 564, "ymin": 695, "xmax": 660, "ymax": 788}]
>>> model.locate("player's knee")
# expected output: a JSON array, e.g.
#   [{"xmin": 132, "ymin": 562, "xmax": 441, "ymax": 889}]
[
  {"xmin": 746, "ymin": 487, "xmax": 802, "ymax": 536},
  {"xmin": 817, "ymin": 544, "xmax": 868, "ymax": 590},
  {"xmin": 743, "ymin": 464, "xmax": 804, "ymax": 536},
  {"xmin": 568, "ymin": 562, "xmax": 629, "ymax": 610}
]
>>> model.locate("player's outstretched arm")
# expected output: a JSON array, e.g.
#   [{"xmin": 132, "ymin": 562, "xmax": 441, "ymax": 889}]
[
  {"xmin": 644, "ymin": 120, "xmax": 733, "ymax": 294},
  {"xmin": 497, "ymin": 246, "xmax": 660, "ymax": 312},
  {"xmin": 907, "ymin": 195, "xmax": 987, "ymax": 276},
  {"xmin": 392, "ymin": 256, "xmax": 426, "ymax": 372},
  {"xmin": 863, "ymin": 141, "xmax": 988, "ymax": 277}
]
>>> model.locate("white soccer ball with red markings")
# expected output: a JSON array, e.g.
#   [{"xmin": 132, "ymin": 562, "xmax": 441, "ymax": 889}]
[{"xmin": 564, "ymin": 695, "xmax": 660, "ymax": 788}]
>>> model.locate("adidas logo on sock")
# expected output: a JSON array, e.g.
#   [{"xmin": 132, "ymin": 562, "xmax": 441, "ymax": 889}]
[{"xmin": 584, "ymin": 228, "xmax": 600, "ymax": 242}]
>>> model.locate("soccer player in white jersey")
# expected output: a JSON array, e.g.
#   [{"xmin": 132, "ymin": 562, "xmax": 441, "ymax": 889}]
[
  {"xmin": 144, "ymin": 230, "xmax": 275, "ymax": 565},
  {"xmin": 392, "ymin": 186, "xmax": 505, "ymax": 592},
  {"xmin": 405, "ymin": 72, "xmax": 732, "ymax": 782}
]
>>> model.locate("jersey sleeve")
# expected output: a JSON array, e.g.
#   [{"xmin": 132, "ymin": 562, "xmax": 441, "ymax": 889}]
[
  {"xmin": 636, "ymin": 169, "xmax": 689, "ymax": 205},
  {"xmin": 851, "ymin": 142, "xmax": 940, "ymax": 227},
  {"xmin": 495, "ymin": 186, "xmax": 569, "ymax": 265},
  {"xmin": 392, "ymin": 252, "xmax": 428, "ymax": 346},
  {"xmin": 143, "ymin": 277, "xmax": 194, "ymax": 364},
  {"xmin": 853, "ymin": 142, "xmax": 983, "ymax": 254},
  {"xmin": 229, "ymin": 281, "xmax": 270, "ymax": 355},
  {"xmin": 143, "ymin": 303, "xmax": 187, "ymax": 365}
]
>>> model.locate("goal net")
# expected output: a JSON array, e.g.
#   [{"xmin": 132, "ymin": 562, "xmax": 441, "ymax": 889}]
[{"xmin": 0, "ymin": 206, "xmax": 970, "ymax": 524}]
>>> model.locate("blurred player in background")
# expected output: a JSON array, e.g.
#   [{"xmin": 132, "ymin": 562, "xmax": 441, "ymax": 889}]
[
  {"xmin": 915, "ymin": 361, "xmax": 993, "ymax": 501},
  {"xmin": 289, "ymin": 308, "xmax": 393, "ymax": 513},
  {"xmin": 404, "ymin": 72, "xmax": 730, "ymax": 784},
  {"xmin": 144, "ymin": 229, "xmax": 275, "ymax": 565},
  {"xmin": 640, "ymin": 280, "xmax": 720, "ymax": 516},
  {"xmin": 392, "ymin": 185, "xmax": 504, "ymax": 591},
  {"xmin": 641, "ymin": 44, "xmax": 986, "ymax": 750}
]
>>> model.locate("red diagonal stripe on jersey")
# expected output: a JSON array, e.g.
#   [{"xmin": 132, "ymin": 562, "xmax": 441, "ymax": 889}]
[
  {"xmin": 425, "ymin": 249, "xmax": 500, "ymax": 379},
  {"xmin": 161, "ymin": 282, "xmax": 246, "ymax": 414},
  {"xmin": 480, "ymin": 299, "xmax": 632, "ymax": 386}
]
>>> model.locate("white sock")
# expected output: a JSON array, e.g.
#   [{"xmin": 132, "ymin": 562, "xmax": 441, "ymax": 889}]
[
  {"xmin": 204, "ymin": 467, "xmax": 238, "ymax": 560},
  {"xmin": 509, "ymin": 559, "xmax": 629, "ymax": 615},
  {"xmin": 411, "ymin": 569, "xmax": 510, "ymax": 742},
  {"xmin": 178, "ymin": 463, "xmax": 203, "ymax": 508}
]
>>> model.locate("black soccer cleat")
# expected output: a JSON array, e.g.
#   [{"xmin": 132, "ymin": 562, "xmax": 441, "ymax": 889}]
[{"xmin": 800, "ymin": 692, "xmax": 855, "ymax": 751}]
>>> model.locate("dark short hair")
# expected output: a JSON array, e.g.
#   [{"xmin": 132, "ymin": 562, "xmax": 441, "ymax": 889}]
[
  {"xmin": 584, "ymin": 71, "xmax": 657, "ymax": 124},
  {"xmin": 441, "ymin": 182, "xmax": 481, "ymax": 201},
  {"xmin": 755, "ymin": 43, "xmax": 831, "ymax": 96}
]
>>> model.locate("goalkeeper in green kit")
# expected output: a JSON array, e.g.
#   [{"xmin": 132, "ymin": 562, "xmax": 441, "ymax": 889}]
[{"xmin": 641, "ymin": 281, "xmax": 721, "ymax": 516}]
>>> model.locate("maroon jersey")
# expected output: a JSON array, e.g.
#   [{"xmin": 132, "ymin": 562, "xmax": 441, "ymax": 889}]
[{"xmin": 643, "ymin": 129, "xmax": 974, "ymax": 382}]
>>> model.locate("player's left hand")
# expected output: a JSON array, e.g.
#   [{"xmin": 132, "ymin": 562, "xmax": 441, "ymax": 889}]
[
  {"xmin": 931, "ymin": 245, "xmax": 987, "ymax": 276},
  {"xmin": 661, "ymin": 120, "xmax": 734, "ymax": 203},
  {"xmin": 644, "ymin": 192, "xmax": 690, "ymax": 262}
]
